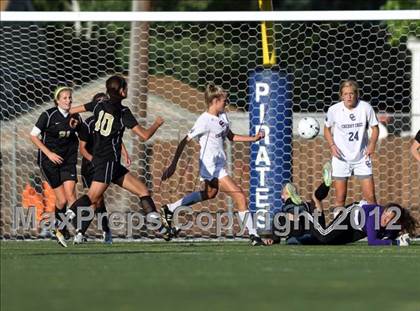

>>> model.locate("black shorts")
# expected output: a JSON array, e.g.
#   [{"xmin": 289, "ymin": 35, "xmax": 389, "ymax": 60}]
[
  {"xmin": 40, "ymin": 160, "xmax": 77, "ymax": 189},
  {"xmin": 92, "ymin": 160, "xmax": 128, "ymax": 185},
  {"xmin": 81, "ymin": 161, "xmax": 95, "ymax": 189}
]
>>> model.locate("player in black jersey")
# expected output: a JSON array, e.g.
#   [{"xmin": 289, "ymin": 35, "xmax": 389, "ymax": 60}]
[
  {"xmin": 68, "ymin": 75, "xmax": 170, "ymax": 242},
  {"xmin": 30, "ymin": 86, "xmax": 82, "ymax": 247},
  {"xmin": 78, "ymin": 92, "xmax": 131, "ymax": 244}
]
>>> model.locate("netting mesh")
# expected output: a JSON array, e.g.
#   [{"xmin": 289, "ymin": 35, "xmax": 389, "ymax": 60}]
[{"xmin": 1, "ymin": 20, "xmax": 419, "ymax": 239}]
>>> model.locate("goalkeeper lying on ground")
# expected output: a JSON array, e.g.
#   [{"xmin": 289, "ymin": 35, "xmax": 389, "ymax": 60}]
[{"xmin": 264, "ymin": 162, "xmax": 417, "ymax": 246}]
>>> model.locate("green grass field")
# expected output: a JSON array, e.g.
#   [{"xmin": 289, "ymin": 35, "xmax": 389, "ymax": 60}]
[{"xmin": 1, "ymin": 241, "xmax": 420, "ymax": 311}]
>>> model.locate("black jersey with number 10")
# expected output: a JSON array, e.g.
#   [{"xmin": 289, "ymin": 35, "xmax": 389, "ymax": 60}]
[{"xmin": 84, "ymin": 99, "xmax": 138, "ymax": 164}]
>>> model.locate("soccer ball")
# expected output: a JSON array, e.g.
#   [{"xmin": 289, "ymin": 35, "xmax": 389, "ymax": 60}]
[{"xmin": 298, "ymin": 117, "xmax": 320, "ymax": 139}]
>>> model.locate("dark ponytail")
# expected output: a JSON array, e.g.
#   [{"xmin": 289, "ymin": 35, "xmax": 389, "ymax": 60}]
[
  {"xmin": 106, "ymin": 75, "xmax": 127, "ymax": 100},
  {"xmin": 385, "ymin": 203, "xmax": 418, "ymax": 237}
]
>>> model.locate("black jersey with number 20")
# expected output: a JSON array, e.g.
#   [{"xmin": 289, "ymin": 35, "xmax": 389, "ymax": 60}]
[{"xmin": 84, "ymin": 99, "xmax": 138, "ymax": 164}]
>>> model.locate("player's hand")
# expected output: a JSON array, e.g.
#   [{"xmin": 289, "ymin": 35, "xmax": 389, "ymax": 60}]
[
  {"xmin": 161, "ymin": 164, "xmax": 176, "ymax": 181},
  {"xmin": 254, "ymin": 130, "xmax": 265, "ymax": 141},
  {"xmin": 69, "ymin": 114, "xmax": 79, "ymax": 129},
  {"xmin": 262, "ymin": 238, "xmax": 273, "ymax": 246},
  {"xmin": 330, "ymin": 144, "xmax": 342, "ymax": 159},
  {"xmin": 155, "ymin": 116, "xmax": 164, "ymax": 127},
  {"xmin": 47, "ymin": 151, "xmax": 64, "ymax": 165},
  {"xmin": 364, "ymin": 144, "xmax": 375, "ymax": 158}
]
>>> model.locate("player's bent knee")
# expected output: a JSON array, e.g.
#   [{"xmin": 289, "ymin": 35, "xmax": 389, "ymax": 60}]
[
  {"xmin": 56, "ymin": 198, "xmax": 67, "ymax": 209},
  {"xmin": 87, "ymin": 194, "xmax": 100, "ymax": 206},
  {"xmin": 201, "ymin": 188, "xmax": 218, "ymax": 200}
]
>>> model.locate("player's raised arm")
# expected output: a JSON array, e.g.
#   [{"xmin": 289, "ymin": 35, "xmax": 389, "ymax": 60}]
[
  {"xmin": 69, "ymin": 104, "xmax": 87, "ymax": 115},
  {"xmin": 161, "ymin": 135, "xmax": 190, "ymax": 181},
  {"xmin": 226, "ymin": 129, "xmax": 264, "ymax": 142},
  {"xmin": 131, "ymin": 116, "xmax": 164, "ymax": 141}
]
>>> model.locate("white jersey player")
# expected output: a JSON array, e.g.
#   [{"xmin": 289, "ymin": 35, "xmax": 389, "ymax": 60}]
[
  {"xmin": 324, "ymin": 79, "xmax": 379, "ymax": 213},
  {"xmin": 161, "ymin": 83, "xmax": 265, "ymax": 246},
  {"xmin": 188, "ymin": 111, "xmax": 230, "ymax": 181}
]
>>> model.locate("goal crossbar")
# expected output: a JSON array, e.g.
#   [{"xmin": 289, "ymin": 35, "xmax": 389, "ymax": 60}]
[{"xmin": 1, "ymin": 10, "xmax": 419, "ymax": 22}]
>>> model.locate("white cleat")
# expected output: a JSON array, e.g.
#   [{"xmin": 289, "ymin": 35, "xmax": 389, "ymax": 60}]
[
  {"xmin": 396, "ymin": 233, "xmax": 411, "ymax": 246},
  {"xmin": 53, "ymin": 230, "xmax": 68, "ymax": 248},
  {"xmin": 73, "ymin": 232, "xmax": 85, "ymax": 245}
]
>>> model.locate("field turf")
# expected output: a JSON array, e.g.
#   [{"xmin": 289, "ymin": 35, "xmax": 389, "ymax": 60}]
[{"xmin": 1, "ymin": 240, "xmax": 420, "ymax": 311}]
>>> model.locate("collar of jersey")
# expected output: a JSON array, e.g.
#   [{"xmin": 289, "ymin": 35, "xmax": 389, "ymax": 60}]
[
  {"xmin": 205, "ymin": 111, "xmax": 221, "ymax": 118},
  {"xmin": 341, "ymin": 99, "xmax": 360, "ymax": 112},
  {"xmin": 57, "ymin": 106, "xmax": 69, "ymax": 118}
]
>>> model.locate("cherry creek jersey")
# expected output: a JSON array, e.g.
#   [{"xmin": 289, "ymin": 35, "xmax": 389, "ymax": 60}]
[
  {"xmin": 34, "ymin": 107, "xmax": 81, "ymax": 166},
  {"xmin": 187, "ymin": 112, "xmax": 230, "ymax": 165},
  {"xmin": 84, "ymin": 99, "xmax": 138, "ymax": 165},
  {"xmin": 324, "ymin": 100, "xmax": 378, "ymax": 163}
]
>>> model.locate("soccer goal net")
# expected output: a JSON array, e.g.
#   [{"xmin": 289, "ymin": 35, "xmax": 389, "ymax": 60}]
[{"xmin": 1, "ymin": 11, "xmax": 419, "ymax": 240}]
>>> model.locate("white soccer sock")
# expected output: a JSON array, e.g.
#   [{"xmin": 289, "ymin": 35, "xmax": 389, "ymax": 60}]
[
  {"xmin": 238, "ymin": 211, "xmax": 257, "ymax": 236},
  {"xmin": 167, "ymin": 191, "xmax": 203, "ymax": 212}
]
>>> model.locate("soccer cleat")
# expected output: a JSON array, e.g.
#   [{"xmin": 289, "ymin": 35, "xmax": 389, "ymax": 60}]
[
  {"xmin": 171, "ymin": 226, "xmax": 182, "ymax": 238},
  {"xmin": 250, "ymin": 234, "xmax": 265, "ymax": 246},
  {"xmin": 322, "ymin": 161, "xmax": 333, "ymax": 187},
  {"xmin": 103, "ymin": 231, "xmax": 113, "ymax": 244},
  {"xmin": 159, "ymin": 226, "xmax": 172, "ymax": 242},
  {"xmin": 396, "ymin": 233, "xmax": 411, "ymax": 246},
  {"xmin": 61, "ymin": 227, "xmax": 71, "ymax": 240},
  {"xmin": 73, "ymin": 232, "xmax": 86, "ymax": 245},
  {"xmin": 160, "ymin": 205, "xmax": 173, "ymax": 229},
  {"xmin": 285, "ymin": 183, "xmax": 303, "ymax": 205},
  {"xmin": 53, "ymin": 230, "xmax": 68, "ymax": 248},
  {"xmin": 39, "ymin": 227, "xmax": 52, "ymax": 238},
  {"xmin": 159, "ymin": 205, "xmax": 172, "ymax": 232}
]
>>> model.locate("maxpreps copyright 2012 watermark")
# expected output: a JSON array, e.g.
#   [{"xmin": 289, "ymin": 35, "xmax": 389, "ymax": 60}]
[{"xmin": 12, "ymin": 205, "xmax": 401, "ymax": 237}]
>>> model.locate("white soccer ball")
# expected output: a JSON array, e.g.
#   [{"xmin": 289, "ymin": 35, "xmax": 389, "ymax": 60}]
[{"xmin": 298, "ymin": 117, "xmax": 320, "ymax": 139}]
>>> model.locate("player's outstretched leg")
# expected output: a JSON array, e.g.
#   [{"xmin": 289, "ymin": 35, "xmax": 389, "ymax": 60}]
[
  {"xmin": 116, "ymin": 172, "xmax": 171, "ymax": 241},
  {"xmin": 162, "ymin": 179, "xmax": 219, "ymax": 238},
  {"xmin": 162, "ymin": 191, "xmax": 205, "ymax": 237}
]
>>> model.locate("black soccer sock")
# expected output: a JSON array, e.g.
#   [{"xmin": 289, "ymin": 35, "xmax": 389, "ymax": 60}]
[
  {"xmin": 140, "ymin": 196, "xmax": 157, "ymax": 214},
  {"xmin": 79, "ymin": 208, "xmax": 94, "ymax": 235},
  {"xmin": 69, "ymin": 195, "xmax": 92, "ymax": 230},
  {"xmin": 69, "ymin": 195, "xmax": 92, "ymax": 213},
  {"xmin": 55, "ymin": 207, "xmax": 67, "ymax": 230},
  {"xmin": 314, "ymin": 182, "xmax": 330, "ymax": 201},
  {"xmin": 96, "ymin": 201, "xmax": 110, "ymax": 233},
  {"xmin": 55, "ymin": 207, "xmax": 64, "ymax": 224}
]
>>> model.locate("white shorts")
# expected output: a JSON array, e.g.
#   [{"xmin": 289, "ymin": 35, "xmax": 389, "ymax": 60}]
[
  {"xmin": 199, "ymin": 159, "xmax": 228, "ymax": 181},
  {"xmin": 332, "ymin": 156, "xmax": 373, "ymax": 179}
]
